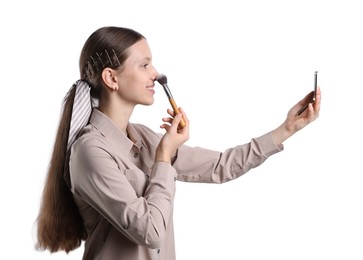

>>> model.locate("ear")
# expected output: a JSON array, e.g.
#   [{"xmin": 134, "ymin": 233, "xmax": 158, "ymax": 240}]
[{"xmin": 101, "ymin": 68, "xmax": 119, "ymax": 91}]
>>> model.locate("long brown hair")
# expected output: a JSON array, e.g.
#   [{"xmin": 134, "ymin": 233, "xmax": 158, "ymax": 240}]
[{"xmin": 36, "ymin": 26, "xmax": 145, "ymax": 253}]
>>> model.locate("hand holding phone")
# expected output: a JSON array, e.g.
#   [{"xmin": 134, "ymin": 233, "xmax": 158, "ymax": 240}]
[{"xmin": 296, "ymin": 71, "xmax": 318, "ymax": 116}]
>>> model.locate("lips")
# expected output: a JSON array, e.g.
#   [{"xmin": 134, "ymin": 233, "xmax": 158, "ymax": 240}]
[{"xmin": 146, "ymin": 85, "xmax": 155, "ymax": 94}]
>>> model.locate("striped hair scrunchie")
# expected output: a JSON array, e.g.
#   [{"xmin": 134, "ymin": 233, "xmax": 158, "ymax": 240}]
[
  {"xmin": 62, "ymin": 80, "xmax": 92, "ymax": 188},
  {"xmin": 66, "ymin": 80, "xmax": 92, "ymax": 152}
]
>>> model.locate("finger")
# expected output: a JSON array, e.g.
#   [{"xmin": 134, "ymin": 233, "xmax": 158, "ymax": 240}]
[
  {"xmin": 160, "ymin": 124, "xmax": 171, "ymax": 132},
  {"xmin": 299, "ymin": 91, "xmax": 314, "ymax": 106},
  {"xmin": 178, "ymin": 107, "xmax": 189, "ymax": 130},
  {"xmin": 307, "ymin": 102, "xmax": 315, "ymax": 120},
  {"xmin": 167, "ymin": 108, "xmax": 175, "ymax": 117},
  {"xmin": 162, "ymin": 117, "xmax": 173, "ymax": 124},
  {"xmin": 179, "ymin": 107, "xmax": 189, "ymax": 122},
  {"xmin": 314, "ymin": 87, "xmax": 321, "ymax": 113},
  {"xmin": 307, "ymin": 87, "xmax": 321, "ymax": 121},
  {"xmin": 170, "ymin": 113, "xmax": 183, "ymax": 132},
  {"xmin": 294, "ymin": 90, "xmax": 315, "ymax": 116}
]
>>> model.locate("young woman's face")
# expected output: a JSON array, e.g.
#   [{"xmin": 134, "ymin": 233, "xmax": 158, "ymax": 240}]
[{"xmin": 116, "ymin": 39, "xmax": 158, "ymax": 106}]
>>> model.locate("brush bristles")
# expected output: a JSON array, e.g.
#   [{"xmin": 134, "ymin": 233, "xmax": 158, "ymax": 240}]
[{"xmin": 157, "ymin": 74, "xmax": 168, "ymax": 85}]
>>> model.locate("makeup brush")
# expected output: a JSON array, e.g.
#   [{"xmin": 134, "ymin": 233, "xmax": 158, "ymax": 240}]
[{"xmin": 157, "ymin": 74, "xmax": 186, "ymax": 128}]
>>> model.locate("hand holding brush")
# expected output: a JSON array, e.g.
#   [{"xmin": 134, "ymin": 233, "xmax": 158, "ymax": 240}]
[{"xmin": 156, "ymin": 74, "xmax": 186, "ymax": 128}]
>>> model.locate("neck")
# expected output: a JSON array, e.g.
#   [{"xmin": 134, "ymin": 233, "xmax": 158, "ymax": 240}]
[{"xmin": 98, "ymin": 97, "xmax": 134, "ymax": 136}]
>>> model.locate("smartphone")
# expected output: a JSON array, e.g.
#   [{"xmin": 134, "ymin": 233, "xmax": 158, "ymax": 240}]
[{"xmin": 296, "ymin": 71, "xmax": 318, "ymax": 116}]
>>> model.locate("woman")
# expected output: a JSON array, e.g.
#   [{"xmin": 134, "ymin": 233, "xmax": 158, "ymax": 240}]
[{"xmin": 36, "ymin": 26, "xmax": 321, "ymax": 260}]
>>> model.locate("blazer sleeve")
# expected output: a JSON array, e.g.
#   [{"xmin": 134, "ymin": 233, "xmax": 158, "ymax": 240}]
[
  {"xmin": 173, "ymin": 131, "xmax": 283, "ymax": 183},
  {"xmin": 69, "ymin": 137, "xmax": 176, "ymax": 249}
]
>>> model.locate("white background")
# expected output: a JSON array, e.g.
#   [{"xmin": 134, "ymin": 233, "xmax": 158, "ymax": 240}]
[{"xmin": 1, "ymin": 0, "xmax": 362, "ymax": 259}]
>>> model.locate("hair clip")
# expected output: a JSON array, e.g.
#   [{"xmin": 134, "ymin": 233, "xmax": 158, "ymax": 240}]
[
  {"xmin": 84, "ymin": 49, "xmax": 122, "ymax": 81},
  {"xmin": 104, "ymin": 50, "xmax": 113, "ymax": 66},
  {"xmin": 90, "ymin": 56, "xmax": 99, "ymax": 72},
  {"xmin": 112, "ymin": 49, "xmax": 121, "ymax": 66},
  {"xmin": 96, "ymin": 52, "xmax": 104, "ymax": 67}
]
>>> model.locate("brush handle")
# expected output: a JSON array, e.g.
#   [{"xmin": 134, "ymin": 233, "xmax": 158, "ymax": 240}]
[{"xmin": 169, "ymin": 98, "xmax": 186, "ymax": 128}]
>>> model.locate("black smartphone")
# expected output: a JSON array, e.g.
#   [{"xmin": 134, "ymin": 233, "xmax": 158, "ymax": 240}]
[{"xmin": 296, "ymin": 71, "xmax": 318, "ymax": 116}]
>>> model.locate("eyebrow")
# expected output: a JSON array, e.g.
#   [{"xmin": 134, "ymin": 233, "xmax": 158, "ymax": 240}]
[
  {"xmin": 141, "ymin": 57, "xmax": 151, "ymax": 62},
  {"xmin": 131, "ymin": 56, "xmax": 151, "ymax": 66}
]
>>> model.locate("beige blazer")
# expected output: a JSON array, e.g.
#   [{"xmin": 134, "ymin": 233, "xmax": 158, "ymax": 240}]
[{"xmin": 70, "ymin": 108, "xmax": 282, "ymax": 260}]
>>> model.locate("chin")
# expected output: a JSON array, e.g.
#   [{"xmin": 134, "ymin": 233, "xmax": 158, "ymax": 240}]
[{"xmin": 142, "ymin": 98, "xmax": 154, "ymax": 106}]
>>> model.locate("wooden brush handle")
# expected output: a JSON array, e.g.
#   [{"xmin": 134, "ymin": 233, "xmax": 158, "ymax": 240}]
[{"xmin": 169, "ymin": 98, "xmax": 186, "ymax": 128}]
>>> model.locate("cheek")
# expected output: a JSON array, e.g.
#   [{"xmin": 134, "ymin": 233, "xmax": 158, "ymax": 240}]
[{"xmin": 118, "ymin": 76, "xmax": 133, "ymax": 90}]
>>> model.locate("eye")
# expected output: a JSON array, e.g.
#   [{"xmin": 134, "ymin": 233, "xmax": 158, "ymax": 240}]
[{"xmin": 142, "ymin": 63, "xmax": 149, "ymax": 68}]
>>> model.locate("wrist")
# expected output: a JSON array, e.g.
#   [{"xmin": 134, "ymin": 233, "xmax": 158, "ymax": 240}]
[
  {"xmin": 155, "ymin": 147, "xmax": 171, "ymax": 163},
  {"xmin": 272, "ymin": 123, "xmax": 294, "ymax": 146}
]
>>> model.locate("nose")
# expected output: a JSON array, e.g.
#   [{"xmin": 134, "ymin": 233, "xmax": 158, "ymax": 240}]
[{"xmin": 151, "ymin": 67, "xmax": 159, "ymax": 81}]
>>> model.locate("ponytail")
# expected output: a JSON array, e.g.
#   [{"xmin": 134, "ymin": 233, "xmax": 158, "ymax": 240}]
[{"xmin": 35, "ymin": 84, "xmax": 87, "ymax": 253}]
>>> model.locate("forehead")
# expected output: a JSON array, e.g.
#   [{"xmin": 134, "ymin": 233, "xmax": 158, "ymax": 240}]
[{"xmin": 125, "ymin": 39, "xmax": 152, "ymax": 63}]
